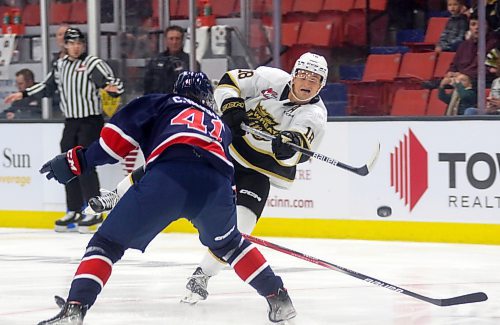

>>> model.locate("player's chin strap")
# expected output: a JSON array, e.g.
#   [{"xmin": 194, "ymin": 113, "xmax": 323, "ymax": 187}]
[{"xmin": 240, "ymin": 123, "xmax": 380, "ymax": 177}]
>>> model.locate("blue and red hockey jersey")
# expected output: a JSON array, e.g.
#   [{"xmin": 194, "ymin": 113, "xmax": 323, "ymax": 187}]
[{"xmin": 83, "ymin": 93, "xmax": 234, "ymax": 179}]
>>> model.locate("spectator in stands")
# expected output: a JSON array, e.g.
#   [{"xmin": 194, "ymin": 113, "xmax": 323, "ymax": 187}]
[
  {"xmin": 438, "ymin": 73, "xmax": 477, "ymax": 115},
  {"xmin": 435, "ymin": 0, "xmax": 469, "ymax": 53},
  {"xmin": 465, "ymin": 52, "xmax": 500, "ymax": 115},
  {"xmin": 445, "ymin": 11, "xmax": 497, "ymax": 80},
  {"xmin": 143, "ymin": 25, "xmax": 191, "ymax": 95},
  {"xmin": 1, "ymin": 69, "xmax": 41, "ymax": 120},
  {"xmin": 485, "ymin": 47, "xmax": 499, "ymax": 74}
]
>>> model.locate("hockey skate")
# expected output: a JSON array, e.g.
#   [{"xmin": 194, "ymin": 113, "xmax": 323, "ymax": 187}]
[
  {"xmin": 77, "ymin": 213, "xmax": 103, "ymax": 234},
  {"xmin": 180, "ymin": 267, "xmax": 211, "ymax": 304},
  {"xmin": 38, "ymin": 296, "xmax": 87, "ymax": 325},
  {"xmin": 55, "ymin": 211, "xmax": 82, "ymax": 233},
  {"xmin": 84, "ymin": 189, "xmax": 120, "ymax": 215},
  {"xmin": 266, "ymin": 288, "xmax": 297, "ymax": 323}
]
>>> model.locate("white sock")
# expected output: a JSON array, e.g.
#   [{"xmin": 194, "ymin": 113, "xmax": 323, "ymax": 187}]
[
  {"xmin": 116, "ymin": 174, "xmax": 133, "ymax": 197},
  {"xmin": 199, "ymin": 205, "xmax": 257, "ymax": 276}
]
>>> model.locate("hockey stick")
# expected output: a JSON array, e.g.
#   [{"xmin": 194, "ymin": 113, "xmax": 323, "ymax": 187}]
[
  {"xmin": 243, "ymin": 234, "xmax": 488, "ymax": 307},
  {"xmin": 240, "ymin": 124, "xmax": 380, "ymax": 176}
]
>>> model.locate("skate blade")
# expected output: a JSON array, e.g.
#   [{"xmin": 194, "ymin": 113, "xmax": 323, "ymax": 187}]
[
  {"xmin": 78, "ymin": 224, "xmax": 101, "ymax": 234},
  {"xmin": 180, "ymin": 293, "xmax": 205, "ymax": 305},
  {"xmin": 55, "ymin": 224, "xmax": 79, "ymax": 233}
]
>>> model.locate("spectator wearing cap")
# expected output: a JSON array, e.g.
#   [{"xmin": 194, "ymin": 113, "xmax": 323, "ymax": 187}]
[{"xmin": 4, "ymin": 27, "xmax": 124, "ymax": 233}]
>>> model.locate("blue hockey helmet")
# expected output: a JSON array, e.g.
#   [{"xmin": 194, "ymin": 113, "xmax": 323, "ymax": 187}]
[{"xmin": 173, "ymin": 71, "xmax": 215, "ymax": 108}]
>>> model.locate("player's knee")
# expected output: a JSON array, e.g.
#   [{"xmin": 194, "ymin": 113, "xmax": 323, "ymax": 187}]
[
  {"xmin": 85, "ymin": 232, "xmax": 125, "ymax": 263},
  {"xmin": 209, "ymin": 232, "xmax": 243, "ymax": 262}
]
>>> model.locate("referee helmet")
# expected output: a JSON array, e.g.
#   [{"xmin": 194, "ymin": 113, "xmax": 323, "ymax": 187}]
[{"xmin": 64, "ymin": 27, "xmax": 85, "ymax": 43}]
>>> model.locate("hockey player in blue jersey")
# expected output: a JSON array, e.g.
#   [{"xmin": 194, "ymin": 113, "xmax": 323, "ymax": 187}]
[{"xmin": 37, "ymin": 71, "xmax": 296, "ymax": 324}]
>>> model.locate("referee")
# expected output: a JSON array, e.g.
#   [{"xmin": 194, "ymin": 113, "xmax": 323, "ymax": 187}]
[{"xmin": 5, "ymin": 27, "xmax": 124, "ymax": 233}]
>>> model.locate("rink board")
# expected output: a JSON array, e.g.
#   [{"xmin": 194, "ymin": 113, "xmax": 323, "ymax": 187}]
[{"xmin": 0, "ymin": 121, "xmax": 499, "ymax": 244}]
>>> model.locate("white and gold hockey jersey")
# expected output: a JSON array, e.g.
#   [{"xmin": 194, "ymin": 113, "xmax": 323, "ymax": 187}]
[{"xmin": 214, "ymin": 66, "xmax": 327, "ymax": 189}]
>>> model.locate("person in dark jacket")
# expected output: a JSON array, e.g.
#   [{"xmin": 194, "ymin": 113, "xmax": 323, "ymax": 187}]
[
  {"xmin": 143, "ymin": 25, "xmax": 191, "ymax": 94},
  {"xmin": 435, "ymin": 0, "xmax": 469, "ymax": 52}
]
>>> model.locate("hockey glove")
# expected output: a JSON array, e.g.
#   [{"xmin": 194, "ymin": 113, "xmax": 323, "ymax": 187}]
[
  {"xmin": 221, "ymin": 97, "xmax": 249, "ymax": 137},
  {"xmin": 272, "ymin": 131, "xmax": 302, "ymax": 160},
  {"xmin": 39, "ymin": 146, "xmax": 86, "ymax": 184}
]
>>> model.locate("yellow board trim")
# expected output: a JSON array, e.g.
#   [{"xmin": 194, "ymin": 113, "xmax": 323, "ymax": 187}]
[{"xmin": 1, "ymin": 210, "xmax": 499, "ymax": 245}]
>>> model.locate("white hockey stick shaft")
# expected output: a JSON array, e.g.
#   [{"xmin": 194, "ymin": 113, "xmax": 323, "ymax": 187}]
[{"xmin": 241, "ymin": 124, "xmax": 380, "ymax": 176}]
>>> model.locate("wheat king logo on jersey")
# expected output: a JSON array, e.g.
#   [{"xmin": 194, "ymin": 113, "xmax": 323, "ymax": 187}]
[{"xmin": 247, "ymin": 103, "xmax": 279, "ymax": 138}]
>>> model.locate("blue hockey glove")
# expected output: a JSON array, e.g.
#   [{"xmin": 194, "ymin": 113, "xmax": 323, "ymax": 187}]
[
  {"xmin": 40, "ymin": 146, "xmax": 86, "ymax": 184},
  {"xmin": 272, "ymin": 131, "xmax": 302, "ymax": 160},
  {"xmin": 221, "ymin": 97, "xmax": 249, "ymax": 137}
]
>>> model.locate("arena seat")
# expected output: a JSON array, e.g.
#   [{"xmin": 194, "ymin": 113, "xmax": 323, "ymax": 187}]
[
  {"xmin": 322, "ymin": 0, "xmax": 355, "ymax": 12},
  {"xmin": 353, "ymin": 0, "xmax": 388, "ymax": 11},
  {"xmin": 212, "ymin": 0, "xmax": 237, "ymax": 17},
  {"xmin": 433, "ymin": 51, "xmax": 456, "ymax": 79},
  {"xmin": 426, "ymin": 88, "xmax": 448, "ymax": 115},
  {"xmin": 403, "ymin": 17, "xmax": 449, "ymax": 52},
  {"xmin": 292, "ymin": 0, "xmax": 323, "ymax": 14},
  {"xmin": 391, "ymin": 89, "xmax": 429, "ymax": 116},
  {"xmin": 398, "ymin": 52, "xmax": 437, "ymax": 81},
  {"xmin": 317, "ymin": 0, "xmax": 355, "ymax": 47},
  {"xmin": 262, "ymin": 0, "xmax": 294, "ymax": 16},
  {"xmin": 281, "ymin": 22, "xmax": 301, "ymax": 47},
  {"xmin": 22, "ymin": 4, "xmax": 41, "ymax": 26},
  {"xmin": 51, "ymin": 2, "xmax": 71, "ymax": 24},
  {"xmin": 297, "ymin": 21, "xmax": 333, "ymax": 47},
  {"xmin": 347, "ymin": 53, "xmax": 402, "ymax": 115},
  {"xmin": 69, "ymin": 1, "xmax": 87, "ymax": 24}
]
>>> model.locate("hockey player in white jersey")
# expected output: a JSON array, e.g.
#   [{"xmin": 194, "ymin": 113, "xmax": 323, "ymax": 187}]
[{"xmin": 86, "ymin": 52, "xmax": 328, "ymax": 307}]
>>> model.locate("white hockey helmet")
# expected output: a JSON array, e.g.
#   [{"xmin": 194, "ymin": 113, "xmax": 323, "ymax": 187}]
[{"xmin": 291, "ymin": 52, "xmax": 328, "ymax": 88}]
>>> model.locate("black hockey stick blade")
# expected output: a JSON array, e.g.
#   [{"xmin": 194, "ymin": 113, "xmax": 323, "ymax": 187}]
[
  {"xmin": 241, "ymin": 124, "xmax": 380, "ymax": 176},
  {"xmin": 243, "ymin": 234, "xmax": 488, "ymax": 307},
  {"xmin": 436, "ymin": 292, "xmax": 488, "ymax": 307}
]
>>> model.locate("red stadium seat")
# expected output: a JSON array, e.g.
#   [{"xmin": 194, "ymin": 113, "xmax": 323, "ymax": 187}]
[
  {"xmin": 263, "ymin": 0, "xmax": 294, "ymax": 15},
  {"xmin": 353, "ymin": 0, "xmax": 388, "ymax": 11},
  {"xmin": 362, "ymin": 53, "xmax": 402, "ymax": 82},
  {"xmin": 391, "ymin": 89, "xmax": 429, "ymax": 116},
  {"xmin": 297, "ymin": 21, "xmax": 333, "ymax": 47},
  {"xmin": 212, "ymin": 0, "xmax": 237, "ymax": 17},
  {"xmin": 322, "ymin": 0, "xmax": 354, "ymax": 12},
  {"xmin": 398, "ymin": 52, "xmax": 437, "ymax": 81},
  {"xmin": 426, "ymin": 88, "xmax": 448, "ymax": 115},
  {"xmin": 69, "ymin": 2, "xmax": 87, "ymax": 24},
  {"xmin": 433, "ymin": 51, "xmax": 456, "ymax": 79},
  {"xmin": 404, "ymin": 17, "xmax": 449, "ymax": 52},
  {"xmin": 281, "ymin": 22, "xmax": 301, "ymax": 47},
  {"xmin": 347, "ymin": 53, "xmax": 402, "ymax": 115},
  {"xmin": 50, "ymin": 2, "xmax": 71, "ymax": 24},
  {"xmin": 22, "ymin": 4, "xmax": 40, "ymax": 26},
  {"xmin": 292, "ymin": 0, "xmax": 323, "ymax": 14}
]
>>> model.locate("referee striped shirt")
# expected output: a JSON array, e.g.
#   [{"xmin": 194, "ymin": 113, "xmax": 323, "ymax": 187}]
[{"xmin": 23, "ymin": 54, "xmax": 124, "ymax": 118}]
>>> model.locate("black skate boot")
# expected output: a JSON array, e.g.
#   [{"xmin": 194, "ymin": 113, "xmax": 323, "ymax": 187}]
[
  {"xmin": 85, "ymin": 189, "xmax": 120, "ymax": 214},
  {"xmin": 77, "ymin": 213, "xmax": 104, "ymax": 234},
  {"xmin": 37, "ymin": 298, "xmax": 87, "ymax": 325},
  {"xmin": 55, "ymin": 211, "xmax": 82, "ymax": 233},
  {"xmin": 180, "ymin": 267, "xmax": 211, "ymax": 304},
  {"xmin": 266, "ymin": 288, "xmax": 297, "ymax": 323}
]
